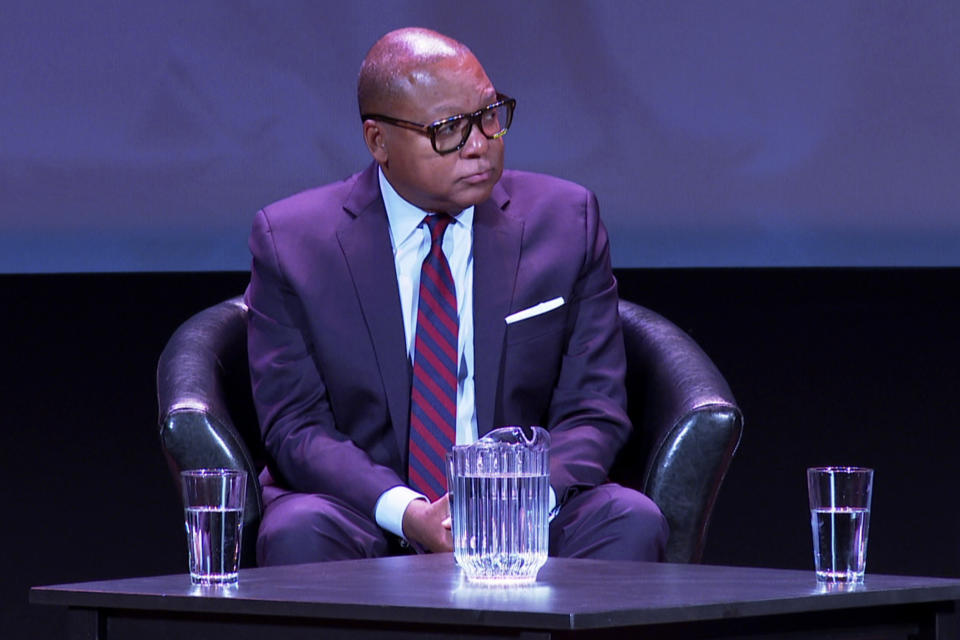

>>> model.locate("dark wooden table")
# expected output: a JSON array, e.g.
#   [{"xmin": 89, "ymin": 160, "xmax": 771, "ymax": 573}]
[{"xmin": 30, "ymin": 554, "xmax": 960, "ymax": 639}]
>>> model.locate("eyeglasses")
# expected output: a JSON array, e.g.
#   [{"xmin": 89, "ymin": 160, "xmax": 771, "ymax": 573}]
[{"xmin": 362, "ymin": 93, "xmax": 516, "ymax": 155}]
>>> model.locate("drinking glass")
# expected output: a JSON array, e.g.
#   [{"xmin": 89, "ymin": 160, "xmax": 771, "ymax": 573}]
[
  {"xmin": 807, "ymin": 466, "xmax": 873, "ymax": 583},
  {"xmin": 181, "ymin": 468, "xmax": 247, "ymax": 585}
]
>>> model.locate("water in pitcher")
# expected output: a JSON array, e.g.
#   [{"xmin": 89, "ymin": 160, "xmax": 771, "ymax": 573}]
[{"xmin": 450, "ymin": 472, "xmax": 549, "ymax": 583}]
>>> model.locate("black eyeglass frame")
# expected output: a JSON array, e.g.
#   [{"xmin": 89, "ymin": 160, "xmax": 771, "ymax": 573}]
[{"xmin": 361, "ymin": 92, "xmax": 516, "ymax": 155}]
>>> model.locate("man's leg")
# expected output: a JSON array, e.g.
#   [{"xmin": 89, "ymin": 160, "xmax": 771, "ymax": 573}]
[
  {"xmin": 257, "ymin": 487, "xmax": 392, "ymax": 566},
  {"xmin": 549, "ymin": 483, "xmax": 669, "ymax": 561}
]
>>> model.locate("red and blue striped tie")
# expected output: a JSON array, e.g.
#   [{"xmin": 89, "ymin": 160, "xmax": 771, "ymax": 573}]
[{"xmin": 408, "ymin": 214, "xmax": 458, "ymax": 502}]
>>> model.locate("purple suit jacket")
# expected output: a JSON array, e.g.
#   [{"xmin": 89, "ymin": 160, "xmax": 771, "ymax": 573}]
[{"xmin": 246, "ymin": 162, "xmax": 631, "ymax": 519}]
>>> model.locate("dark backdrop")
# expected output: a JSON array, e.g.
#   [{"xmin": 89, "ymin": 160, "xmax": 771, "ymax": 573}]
[
  {"xmin": 3, "ymin": 0, "xmax": 960, "ymax": 272},
  {"xmin": 4, "ymin": 268, "xmax": 959, "ymax": 638}
]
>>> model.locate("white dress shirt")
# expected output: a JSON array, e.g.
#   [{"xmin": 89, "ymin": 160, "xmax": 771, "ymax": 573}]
[{"xmin": 374, "ymin": 167, "xmax": 478, "ymax": 538}]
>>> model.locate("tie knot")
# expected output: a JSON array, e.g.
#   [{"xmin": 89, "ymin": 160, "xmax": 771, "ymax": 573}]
[{"xmin": 423, "ymin": 214, "xmax": 453, "ymax": 246}]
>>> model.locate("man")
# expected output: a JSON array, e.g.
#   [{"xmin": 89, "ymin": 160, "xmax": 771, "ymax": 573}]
[{"xmin": 246, "ymin": 27, "xmax": 668, "ymax": 565}]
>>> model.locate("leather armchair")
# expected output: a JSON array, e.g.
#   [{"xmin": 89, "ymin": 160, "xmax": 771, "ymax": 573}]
[
  {"xmin": 156, "ymin": 297, "xmax": 263, "ymax": 567},
  {"xmin": 612, "ymin": 300, "xmax": 742, "ymax": 562},
  {"xmin": 157, "ymin": 296, "xmax": 742, "ymax": 566}
]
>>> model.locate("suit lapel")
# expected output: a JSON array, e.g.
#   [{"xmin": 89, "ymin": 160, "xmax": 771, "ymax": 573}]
[
  {"xmin": 337, "ymin": 164, "xmax": 411, "ymax": 459},
  {"xmin": 472, "ymin": 181, "xmax": 521, "ymax": 435}
]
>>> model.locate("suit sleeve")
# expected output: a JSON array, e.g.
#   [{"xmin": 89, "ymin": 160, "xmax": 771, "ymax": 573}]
[
  {"xmin": 245, "ymin": 209, "xmax": 405, "ymax": 518},
  {"xmin": 545, "ymin": 189, "xmax": 631, "ymax": 503}
]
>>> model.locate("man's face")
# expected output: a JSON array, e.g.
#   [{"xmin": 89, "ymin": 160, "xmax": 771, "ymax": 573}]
[{"xmin": 370, "ymin": 55, "xmax": 505, "ymax": 214}]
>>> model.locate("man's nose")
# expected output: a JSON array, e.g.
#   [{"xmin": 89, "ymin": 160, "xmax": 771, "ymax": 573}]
[{"xmin": 460, "ymin": 122, "xmax": 489, "ymax": 157}]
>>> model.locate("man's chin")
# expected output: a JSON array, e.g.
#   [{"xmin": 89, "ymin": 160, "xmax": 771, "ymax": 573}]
[{"xmin": 453, "ymin": 182, "xmax": 496, "ymax": 210}]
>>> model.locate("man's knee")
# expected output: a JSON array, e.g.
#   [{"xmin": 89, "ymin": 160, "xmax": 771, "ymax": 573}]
[
  {"xmin": 599, "ymin": 484, "xmax": 670, "ymax": 560},
  {"xmin": 257, "ymin": 493, "xmax": 386, "ymax": 566},
  {"xmin": 551, "ymin": 483, "xmax": 669, "ymax": 562}
]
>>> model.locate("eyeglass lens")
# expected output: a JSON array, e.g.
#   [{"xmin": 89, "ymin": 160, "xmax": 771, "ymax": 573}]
[{"xmin": 434, "ymin": 103, "xmax": 512, "ymax": 153}]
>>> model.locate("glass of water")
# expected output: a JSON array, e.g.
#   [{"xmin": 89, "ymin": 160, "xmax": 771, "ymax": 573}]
[
  {"xmin": 180, "ymin": 468, "xmax": 247, "ymax": 585},
  {"xmin": 806, "ymin": 466, "xmax": 873, "ymax": 583},
  {"xmin": 447, "ymin": 426, "xmax": 550, "ymax": 584}
]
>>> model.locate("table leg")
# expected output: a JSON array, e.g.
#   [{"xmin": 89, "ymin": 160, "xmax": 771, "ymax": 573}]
[
  {"xmin": 931, "ymin": 602, "xmax": 959, "ymax": 640},
  {"xmin": 68, "ymin": 607, "xmax": 106, "ymax": 640}
]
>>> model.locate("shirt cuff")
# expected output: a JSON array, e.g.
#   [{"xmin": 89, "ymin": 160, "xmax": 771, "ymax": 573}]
[
  {"xmin": 375, "ymin": 486, "xmax": 427, "ymax": 539},
  {"xmin": 548, "ymin": 487, "xmax": 558, "ymax": 521}
]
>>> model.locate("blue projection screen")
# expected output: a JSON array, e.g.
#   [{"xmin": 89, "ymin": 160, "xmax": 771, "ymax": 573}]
[{"xmin": 2, "ymin": 0, "xmax": 959, "ymax": 272}]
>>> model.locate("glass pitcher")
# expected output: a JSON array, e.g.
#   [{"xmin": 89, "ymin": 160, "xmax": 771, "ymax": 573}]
[{"xmin": 446, "ymin": 425, "xmax": 550, "ymax": 584}]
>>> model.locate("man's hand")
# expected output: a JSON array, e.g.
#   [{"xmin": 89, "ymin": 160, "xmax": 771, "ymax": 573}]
[{"xmin": 402, "ymin": 495, "xmax": 453, "ymax": 553}]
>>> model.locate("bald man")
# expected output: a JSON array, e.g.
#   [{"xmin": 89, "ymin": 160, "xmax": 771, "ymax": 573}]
[{"xmin": 246, "ymin": 27, "xmax": 669, "ymax": 565}]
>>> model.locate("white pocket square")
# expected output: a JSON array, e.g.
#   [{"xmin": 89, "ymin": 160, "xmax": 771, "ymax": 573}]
[{"xmin": 505, "ymin": 297, "xmax": 565, "ymax": 324}]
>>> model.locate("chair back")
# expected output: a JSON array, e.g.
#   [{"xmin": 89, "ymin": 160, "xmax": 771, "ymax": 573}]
[{"xmin": 612, "ymin": 300, "xmax": 743, "ymax": 562}]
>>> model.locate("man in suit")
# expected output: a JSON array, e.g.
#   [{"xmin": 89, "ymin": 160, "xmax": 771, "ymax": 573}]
[{"xmin": 246, "ymin": 27, "xmax": 668, "ymax": 564}]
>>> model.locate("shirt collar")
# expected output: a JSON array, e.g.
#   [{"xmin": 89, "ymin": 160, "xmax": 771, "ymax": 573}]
[{"xmin": 378, "ymin": 166, "xmax": 474, "ymax": 250}]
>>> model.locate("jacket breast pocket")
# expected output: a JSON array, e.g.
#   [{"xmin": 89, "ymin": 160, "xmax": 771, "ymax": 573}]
[{"xmin": 505, "ymin": 305, "xmax": 566, "ymax": 345}]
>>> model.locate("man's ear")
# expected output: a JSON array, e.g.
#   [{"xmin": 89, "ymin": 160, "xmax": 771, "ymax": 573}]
[{"xmin": 362, "ymin": 120, "xmax": 388, "ymax": 164}]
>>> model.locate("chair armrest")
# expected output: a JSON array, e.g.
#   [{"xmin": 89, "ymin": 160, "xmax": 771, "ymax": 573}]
[
  {"xmin": 615, "ymin": 300, "xmax": 743, "ymax": 563},
  {"xmin": 156, "ymin": 296, "xmax": 263, "ymax": 564}
]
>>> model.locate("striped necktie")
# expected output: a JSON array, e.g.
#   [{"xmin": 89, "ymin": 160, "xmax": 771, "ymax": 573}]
[{"xmin": 407, "ymin": 214, "xmax": 458, "ymax": 502}]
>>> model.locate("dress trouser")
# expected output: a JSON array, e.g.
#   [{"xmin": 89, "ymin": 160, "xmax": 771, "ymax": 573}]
[{"xmin": 256, "ymin": 477, "xmax": 669, "ymax": 566}]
